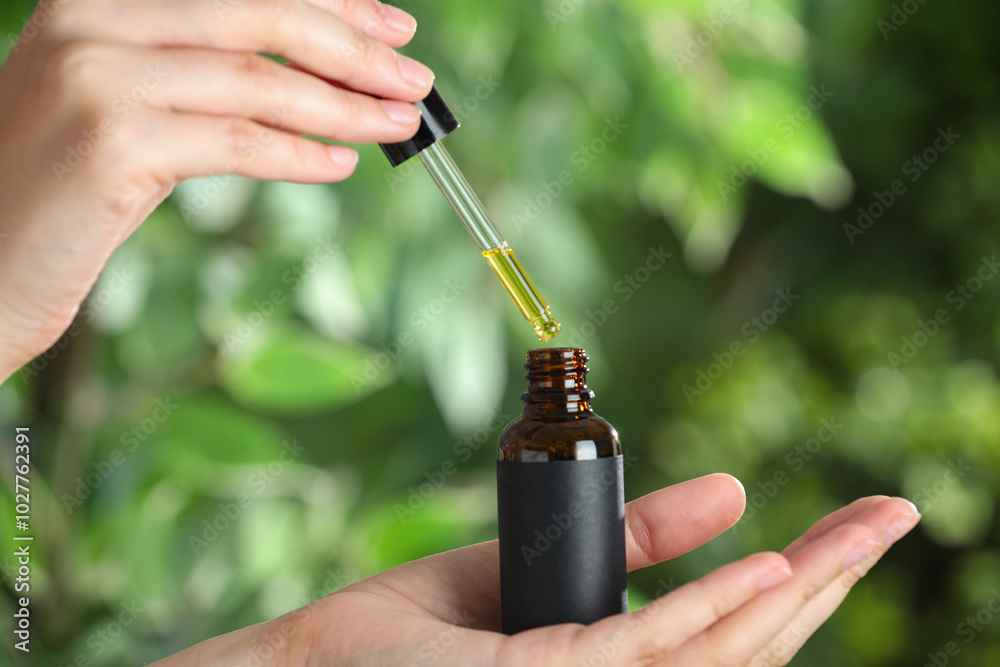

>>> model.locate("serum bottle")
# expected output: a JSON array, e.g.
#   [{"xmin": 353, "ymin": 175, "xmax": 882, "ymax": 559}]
[{"xmin": 497, "ymin": 347, "xmax": 627, "ymax": 634}]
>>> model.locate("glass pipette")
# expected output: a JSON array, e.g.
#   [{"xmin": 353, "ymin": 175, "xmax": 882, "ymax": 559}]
[
  {"xmin": 380, "ymin": 87, "xmax": 560, "ymax": 343},
  {"xmin": 417, "ymin": 143, "xmax": 561, "ymax": 342}
]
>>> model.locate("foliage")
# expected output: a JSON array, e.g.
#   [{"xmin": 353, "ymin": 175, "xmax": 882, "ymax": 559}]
[{"xmin": 2, "ymin": 0, "xmax": 1000, "ymax": 665}]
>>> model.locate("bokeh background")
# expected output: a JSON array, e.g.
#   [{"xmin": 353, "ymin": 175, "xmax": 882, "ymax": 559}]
[{"xmin": 2, "ymin": 0, "xmax": 1000, "ymax": 664}]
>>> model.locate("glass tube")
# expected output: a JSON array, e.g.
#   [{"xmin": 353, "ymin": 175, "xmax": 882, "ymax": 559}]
[{"xmin": 418, "ymin": 143, "xmax": 560, "ymax": 342}]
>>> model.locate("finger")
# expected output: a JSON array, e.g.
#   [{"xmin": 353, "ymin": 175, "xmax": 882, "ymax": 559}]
[
  {"xmin": 751, "ymin": 500, "xmax": 921, "ymax": 666},
  {"xmin": 555, "ymin": 552, "xmax": 792, "ymax": 665},
  {"xmin": 751, "ymin": 570, "xmax": 883, "ymax": 667},
  {"xmin": 138, "ymin": 46, "xmax": 422, "ymax": 143},
  {"xmin": 358, "ymin": 474, "xmax": 747, "ymax": 632},
  {"xmin": 778, "ymin": 496, "xmax": 886, "ymax": 556},
  {"xmin": 140, "ymin": 110, "xmax": 359, "ymax": 184},
  {"xmin": 64, "ymin": 0, "xmax": 435, "ymax": 101},
  {"xmin": 624, "ymin": 473, "xmax": 746, "ymax": 571},
  {"xmin": 782, "ymin": 496, "xmax": 915, "ymax": 557},
  {"xmin": 304, "ymin": 0, "xmax": 418, "ymax": 48},
  {"xmin": 670, "ymin": 522, "xmax": 883, "ymax": 663}
]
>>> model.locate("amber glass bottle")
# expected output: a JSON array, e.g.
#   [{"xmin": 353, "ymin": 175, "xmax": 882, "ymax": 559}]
[{"xmin": 497, "ymin": 348, "xmax": 627, "ymax": 634}]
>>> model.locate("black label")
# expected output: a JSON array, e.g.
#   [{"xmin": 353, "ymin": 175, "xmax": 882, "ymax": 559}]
[{"xmin": 497, "ymin": 456, "xmax": 627, "ymax": 634}]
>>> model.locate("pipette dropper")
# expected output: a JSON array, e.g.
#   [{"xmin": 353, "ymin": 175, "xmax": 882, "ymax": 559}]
[{"xmin": 380, "ymin": 88, "xmax": 561, "ymax": 343}]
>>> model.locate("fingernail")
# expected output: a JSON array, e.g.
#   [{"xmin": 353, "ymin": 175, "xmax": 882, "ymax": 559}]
[
  {"xmin": 380, "ymin": 99, "xmax": 421, "ymax": 125},
  {"xmin": 898, "ymin": 497, "xmax": 920, "ymax": 515},
  {"xmin": 398, "ymin": 55, "xmax": 435, "ymax": 90},
  {"xmin": 327, "ymin": 145, "xmax": 359, "ymax": 168},
  {"xmin": 380, "ymin": 2, "xmax": 417, "ymax": 36},
  {"xmin": 843, "ymin": 539, "xmax": 884, "ymax": 572},
  {"xmin": 757, "ymin": 567, "xmax": 793, "ymax": 592},
  {"xmin": 882, "ymin": 510, "xmax": 921, "ymax": 545}
]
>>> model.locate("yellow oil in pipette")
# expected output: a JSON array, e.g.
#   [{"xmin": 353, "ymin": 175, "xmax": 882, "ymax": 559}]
[
  {"xmin": 417, "ymin": 142, "xmax": 561, "ymax": 343},
  {"xmin": 482, "ymin": 243, "xmax": 561, "ymax": 343}
]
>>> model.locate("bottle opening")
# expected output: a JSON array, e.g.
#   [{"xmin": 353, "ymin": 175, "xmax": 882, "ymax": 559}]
[{"xmin": 522, "ymin": 348, "xmax": 595, "ymax": 411}]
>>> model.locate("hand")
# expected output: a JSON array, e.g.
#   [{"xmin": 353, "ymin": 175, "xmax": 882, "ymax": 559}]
[
  {"xmin": 152, "ymin": 474, "xmax": 921, "ymax": 666},
  {"xmin": 0, "ymin": 0, "xmax": 434, "ymax": 382}
]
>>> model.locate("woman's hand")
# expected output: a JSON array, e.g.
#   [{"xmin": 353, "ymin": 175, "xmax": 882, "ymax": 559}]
[
  {"xmin": 0, "ymin": 0, "xmax": 433, "ymax": 381},
  {"xmin": 152, "ymin": 474, "xmax": 921, "ymax": 666}
]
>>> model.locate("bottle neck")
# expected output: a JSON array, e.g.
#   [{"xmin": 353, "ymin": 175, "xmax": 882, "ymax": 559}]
[{"xmin": 521, "ymin": 348, "xmax": 595, "ymax": 419}]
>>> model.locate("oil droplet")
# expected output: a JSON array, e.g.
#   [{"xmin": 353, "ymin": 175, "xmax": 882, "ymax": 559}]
[{"xmin": 532, "ymin": 313, "xmax": 561, "ymax": 343}]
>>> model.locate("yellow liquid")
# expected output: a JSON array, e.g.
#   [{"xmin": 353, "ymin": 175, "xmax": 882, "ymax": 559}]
[{"xmin": 483, "ymin": 243, "xmax": 561, "ymax": 343}]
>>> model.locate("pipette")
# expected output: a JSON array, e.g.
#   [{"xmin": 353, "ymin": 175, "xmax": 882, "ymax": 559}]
[{"xmin": 380, "ymin": 88, "xmax": 561, "ymax": 343}]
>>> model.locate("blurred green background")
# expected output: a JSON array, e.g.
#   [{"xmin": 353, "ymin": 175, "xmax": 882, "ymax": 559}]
[{"xmin": 2, "ymin": 0, "xmax": 1000, "ymax": 664}]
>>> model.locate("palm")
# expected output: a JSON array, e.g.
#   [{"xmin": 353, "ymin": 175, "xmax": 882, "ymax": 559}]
[{"xmin": 285, "ymin": 475, "xmax": 918, "ymax": 666}]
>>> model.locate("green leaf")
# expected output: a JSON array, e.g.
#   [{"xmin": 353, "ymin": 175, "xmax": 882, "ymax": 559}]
[
  {"xmin": 219, "ymin": 330, "xmax": 395, "ymax": 414},
  {"xmin": 153, "ymin": 395, "xmax": 287, "ymax": 467}
]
